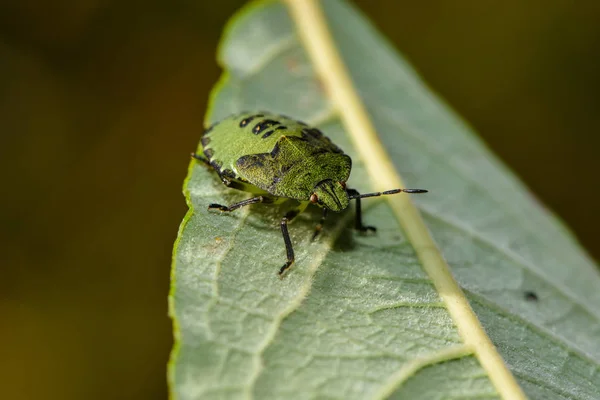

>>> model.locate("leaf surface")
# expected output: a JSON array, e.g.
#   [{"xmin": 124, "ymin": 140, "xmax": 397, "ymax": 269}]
[{"xmin": 170, "ymin": 1, "xmax": 600, "ymax": 399}]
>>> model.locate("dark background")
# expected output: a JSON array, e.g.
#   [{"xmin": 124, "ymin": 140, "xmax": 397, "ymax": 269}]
[{"xmin": 1, "ymin": 1, "xmax": 598, "ymax": 399}]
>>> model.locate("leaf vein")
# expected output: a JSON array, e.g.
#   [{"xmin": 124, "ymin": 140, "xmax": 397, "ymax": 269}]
[{"xmin": 371, "ymin": 344, "xmax": 475, "ymax": 400}]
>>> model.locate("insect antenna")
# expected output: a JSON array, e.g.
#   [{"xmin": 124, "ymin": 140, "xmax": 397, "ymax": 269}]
[{"xmin": 348, "ymin": 188, "xmax": 428, "ymax": 200}]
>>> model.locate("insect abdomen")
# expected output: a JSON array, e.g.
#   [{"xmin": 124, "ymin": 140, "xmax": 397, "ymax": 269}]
[{"xmin": 200, "ymin": 113, "xmax": 309, "ymax": 173}]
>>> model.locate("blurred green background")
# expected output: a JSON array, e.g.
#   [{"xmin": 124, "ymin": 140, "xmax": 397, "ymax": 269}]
[{"xmin": 1, "ymin": 1, "xmax": 598, "ymax": 399}]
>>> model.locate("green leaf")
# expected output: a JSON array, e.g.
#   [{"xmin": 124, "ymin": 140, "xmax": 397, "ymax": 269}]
[{"xmin": 169, "ymin": 1, "xmax": 600, "ymax": 399}]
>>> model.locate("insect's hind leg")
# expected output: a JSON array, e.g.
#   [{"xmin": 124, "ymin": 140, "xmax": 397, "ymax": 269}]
[
  {"xmin": 346, "ymin": 189, "xmax": 376, "ymax": 234},
  {"xmin": 208, "ymin": 196, "xmax": 274, "ymax": 212}
]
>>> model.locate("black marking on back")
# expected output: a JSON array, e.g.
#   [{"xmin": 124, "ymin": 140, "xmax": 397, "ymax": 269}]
[
  {"xmin": 277, "ymin": 114, "xmax": 306, "ymax": 126},
  {"xmin": 210, "ymin": 159, "xmax": 223, "ymax": 175},
  {"xmin": 301, "ymin": 128, "xmax": 343, "ymax": 154},
  {"xmin": 201, "ymin": 136, "xmax": 211, "ymax": 147},
  {"xmin": 261, "ymin": 130, "xmax": 275, "ymax": 139},
  {"xmin": 262, "ymin": 125, "xmax": 287, "ymax": 139},
  {"xmin": 239, "ymin": 116, "xmax": 255, "ymax": 128},
  {"xmin": 253, "ymin": 119, "xmax": 281, "ymax": 135},
  {"xmin": 301, "ymin": 128, "xmax": 324, "ymax": 139},
  {"xmin": 204, "ymin": 125, "xmax": 214, "ymax": 135},
  {"xmin": 310, "ymin": 147, "xmax": 330, "ymax": 156},
  {"xmin": 270, "ymin": 141, "xmax": 282, "ymax": 158},
  {"xmin": 204, "ymin": 148, "xmax": 214, "ymax": 160}
]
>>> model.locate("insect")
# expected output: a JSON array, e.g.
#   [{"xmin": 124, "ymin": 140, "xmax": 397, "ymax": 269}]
[{"xmin": 192, "ymin": 112, "xmax": 428, "ymax": 277}]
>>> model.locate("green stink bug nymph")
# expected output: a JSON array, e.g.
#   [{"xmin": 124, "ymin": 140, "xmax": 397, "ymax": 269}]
[{"xmin": 192, "ymin": 112, "xmax": 427, "ymax": 277}]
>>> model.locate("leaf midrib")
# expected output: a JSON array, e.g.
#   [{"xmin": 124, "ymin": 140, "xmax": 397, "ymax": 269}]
[
  {"xmin": 372, "ymin": 106, "xmax": 599, "ymax": 319},
  {"xmin": 283, "ymin": 0, "xmax": 527, "ymax": 399}
]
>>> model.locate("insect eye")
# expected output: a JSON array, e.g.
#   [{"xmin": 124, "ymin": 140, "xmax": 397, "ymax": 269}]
[{"xmin": 310, "ymin": 193, "xmax": 319, "ymax": 203}]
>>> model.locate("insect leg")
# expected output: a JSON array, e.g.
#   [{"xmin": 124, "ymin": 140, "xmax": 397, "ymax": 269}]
[
  {"xmin": 311, "ymin": 208, "xmax": 328, "ymax": 241},
  {"xmin": 279, "ymin": 209, "xmax": 300, "ymax": 277},
  {"xmin": 217, "ymin": 177, "xmax": 248, "ymax": 191},
  {"xmin": 208, "ymin": 196, "xmax": 273, "ymax": 212},
  {"xmin": 347, "ymin": 189, "xmax": 376, "ymax": 233}
]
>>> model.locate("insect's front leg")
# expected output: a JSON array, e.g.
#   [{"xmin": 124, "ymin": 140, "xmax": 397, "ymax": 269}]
[
  {"xmin": 346, "ymin": 189, "xmax": 376, "ymax": 234},
  {"xmin": 208, "ymin": 196, "xmax": 274, "ymax": 212}
]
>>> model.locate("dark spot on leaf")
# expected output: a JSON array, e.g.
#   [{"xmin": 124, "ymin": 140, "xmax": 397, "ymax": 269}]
[{"xmin": 524, "ymin": 291, "xmax": 538, "ymax": 301}]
